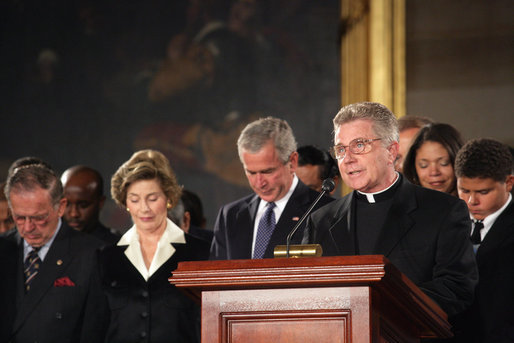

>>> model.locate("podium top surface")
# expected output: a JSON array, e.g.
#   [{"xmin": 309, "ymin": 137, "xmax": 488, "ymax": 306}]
[{"xmin": 170, "ymin": 255, "xmax": 406, "ymax": 289}]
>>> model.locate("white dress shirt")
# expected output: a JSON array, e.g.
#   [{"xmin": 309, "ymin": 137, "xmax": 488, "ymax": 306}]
[{"xmin": 251, "ymin": 175, "xmax": 299, "ymax": 256}]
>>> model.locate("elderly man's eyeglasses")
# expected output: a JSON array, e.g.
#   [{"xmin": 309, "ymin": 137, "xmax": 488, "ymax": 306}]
[
  {"xmin": 330, "ymin": 138, "xmax": 382, "ymax": 160},
  {"xmin": 12, "ymin": 213, "xmax": 50, "ymax": 226}
]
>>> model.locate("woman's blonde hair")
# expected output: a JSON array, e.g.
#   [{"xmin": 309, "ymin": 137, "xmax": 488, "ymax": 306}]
[{"xmin": 111, "ymin": 149, "xmax": 181, "ymax": 208}]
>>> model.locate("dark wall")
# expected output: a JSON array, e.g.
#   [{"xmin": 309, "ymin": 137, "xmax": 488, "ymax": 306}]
[
  {"xmin": 4, "ymin": 1, "xmax": 509, "ymax": 231},
  {"xmin": 406, "ymin": 0, "xmax": 514, "ymax": 145},
  {"xmin": 0, "ymin": 0, "xmax": 341, "ymax": 230}
]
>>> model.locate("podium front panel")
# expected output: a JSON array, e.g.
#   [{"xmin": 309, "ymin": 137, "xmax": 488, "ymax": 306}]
[{"xmin": 202, "ymin": 286, "xmax": 372, "ymax": 343}]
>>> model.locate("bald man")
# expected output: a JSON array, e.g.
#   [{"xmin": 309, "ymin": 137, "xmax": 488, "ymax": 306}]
[
  {"xmin": 395, "ymin": 115, "xmax": 433, "ymax": 173},
  {"xmin": 61, "ymin": 166, "xmax": 120, "ymax": 245}
]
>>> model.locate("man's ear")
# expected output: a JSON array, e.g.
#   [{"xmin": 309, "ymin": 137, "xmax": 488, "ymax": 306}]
[
  {"xmin": 57, "ymin": 197, "xmax": 67, "ymax": 217},
  {"xmin": 505, "ymin": 175, "xmax": 514, "ymax": 193},
  {"xmin": 387, "ymin": 141, "xmax": 400, "ymax": 165},
  {"xmin": 182, "ymin": 211, "xmax": 191, "ymax": 233},
  {"xmin": 289, "ymin": 151, "xmax": 299, "ymax": 172}
]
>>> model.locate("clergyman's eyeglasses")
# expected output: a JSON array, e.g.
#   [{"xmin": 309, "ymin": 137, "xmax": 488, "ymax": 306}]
[{"xmin": 330, "ymin": 138, "xmax": 382, "ymax": 160}]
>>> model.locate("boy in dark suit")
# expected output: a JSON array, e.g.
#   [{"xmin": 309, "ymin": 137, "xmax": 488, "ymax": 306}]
[
  {"xmin": 1, "ymin": 160, "xmax": 107, "ymax": 343},
  {"xmin": 453, "ymin": 138, "xmax": 514, "ymax": 343}
]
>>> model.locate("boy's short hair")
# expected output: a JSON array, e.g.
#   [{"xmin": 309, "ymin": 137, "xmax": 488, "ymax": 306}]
[{"xmin": 455, "ymin": 138, "xmax": 513, "ymax": 182}]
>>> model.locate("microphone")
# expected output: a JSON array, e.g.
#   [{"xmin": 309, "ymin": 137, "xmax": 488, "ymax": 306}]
[{"xmin": 274, "ymin": 178, "xmax": 335, "ymax": 258}]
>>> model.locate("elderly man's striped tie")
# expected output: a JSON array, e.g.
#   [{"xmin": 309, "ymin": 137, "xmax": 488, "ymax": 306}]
[{"xmin": 24, "ymin": 247, "xmax": 41, "ymax": 292}]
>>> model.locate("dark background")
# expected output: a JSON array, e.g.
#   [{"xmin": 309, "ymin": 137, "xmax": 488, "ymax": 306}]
[
  {"xmin": 2, "ymin": 0, "xmax": 512, "ymax": 231},
  {"xmin": 0, "ymin": 0, "xmax": 341, "ymax": 230}
]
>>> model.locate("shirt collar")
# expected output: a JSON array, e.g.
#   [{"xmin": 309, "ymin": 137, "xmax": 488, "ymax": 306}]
[
  {"xmin": 471, "ymin": 193, "xmax": 512, "ymax": 232},
  {"xmin": 118, "ymin": 218, "xmax": 185, "ymax": 281},
  {"xmin": 257, "ymin": 175, "xmax": 298, "ymax": 214},
  {"xmin": 23, "ymin": 218, "xmax": 62, "ymax": 262},
  {"xmin": 357, "ymin": 172, "xmax": 400, "ymax": 203}
]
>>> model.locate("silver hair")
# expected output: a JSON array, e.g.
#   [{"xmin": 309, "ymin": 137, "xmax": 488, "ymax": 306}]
[
  {"xmin": 333, "ymin": 102, "xmax": 399, "ymax": 146},
  {"xmin": 5, "ymin": 163, "xmax": 63, "ymax": 208},
  {"xmin": 237, "ymin": 116, "xmax": 297, "ymax": 163}
]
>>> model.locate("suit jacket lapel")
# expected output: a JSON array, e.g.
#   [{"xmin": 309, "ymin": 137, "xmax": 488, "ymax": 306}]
[
  {"xmin": 232, "ymin": 195, "xmax": 259, "ymax": 259},
  {"xmin": 105, "ymin": 245, "xmax": 147, "ymax": 286},
  {"xmin": 14, "ymin": 235, "xmax": 25, "ymax": 315},
  {"xmin": 477, "ymin": 201, "xmax": 514, "ymax": 264},
  {"xmin": 14, "ymin": 224, "xmax": 73, "ymax": 332},
  {"xmin": 374, "ymin": 179, "xmax": 416, "ymax": 256},
  {"xmin": 148, "ymin": 241, "xmax": 190, "ymax": 284},
  {"xmin": 328, "ymin": 194, "xmax": 354, "ymax": 255},
  {"xmin": 270, "ymin": 182, "xmax": 310, "ymax": 247}
]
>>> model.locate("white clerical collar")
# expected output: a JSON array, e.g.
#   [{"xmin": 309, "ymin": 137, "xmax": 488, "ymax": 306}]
[
  {"xmin": 357, "ymin": 172, "xmax": 400, "ymax": 203},
  {"xmin": 118, "ymin": 218, "xmax": 185, "ymax": 281}
]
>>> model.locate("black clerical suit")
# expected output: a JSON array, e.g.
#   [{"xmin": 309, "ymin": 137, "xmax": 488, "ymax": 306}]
[
  {"xmin": 210, "ymin": 179, "xmax": 333, "ymax": 260},
  {"xmin": 0, "ymin": 223, "xmax": 107, "ymax": 343},
  {"xmin": 452, "ymin": 199, "xmax": 514, "ymax": 343},
  {"xmin": 303, "ymin": 175, "xmax": 478, "ymax": 317}
]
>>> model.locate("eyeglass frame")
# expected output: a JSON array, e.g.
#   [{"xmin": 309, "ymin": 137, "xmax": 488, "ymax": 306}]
[
  {"xmin": 330, "ymin": 138, "xmax": 382, "ymax": 160},
  {"xmin": 12, "ymin": 213, "xmax": 50, "ymax": 226}
]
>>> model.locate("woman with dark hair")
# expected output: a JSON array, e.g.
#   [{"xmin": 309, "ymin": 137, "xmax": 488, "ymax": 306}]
[
  {"xmin": 98, "ymin": 149, "xmax": 209, "ymax": 343},
  {"xmin": 403, "ymin": 123, "xmax": 464, "ymax": 196}
]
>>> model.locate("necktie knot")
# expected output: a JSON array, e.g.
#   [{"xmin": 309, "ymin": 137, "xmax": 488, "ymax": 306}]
[
  {"xmin": 470, "ymin": 220, "xmax": 484, "ymax": 244},
  {"xmin": 253, "ymin": 202, "xmax": 276, "ymax": 259}
]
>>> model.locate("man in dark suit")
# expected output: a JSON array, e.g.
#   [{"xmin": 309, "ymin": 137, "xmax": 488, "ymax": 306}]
[
  {"xmin": 452, "ymin": 138, "xmax": 514, "ymax": 343},
  {"xmin": 1, "ymin": 161, "xmax": 107, "ymax": 342},
  {"xmin": 61, "ymin": 165, "xmax": 120, "ymax": 245},
  {"xmin": 297, "ymin": 145, "xmax": 341, "ymax": 195},
  {"xmin": 210, "ymin": 116, "xmax": 333, "ymax": 260},
  {"xmin": 168, "ymin": 189, "xmax": 214, "ymax": 244},
  {"xmin": 303, "ymin": 102, "xmax": 477, "ymax": 318}
]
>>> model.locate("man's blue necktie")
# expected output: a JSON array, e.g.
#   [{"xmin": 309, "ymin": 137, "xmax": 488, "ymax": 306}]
[{"xmin": 253, "ymin": 202, "xmax": 276, "ymax": 259}]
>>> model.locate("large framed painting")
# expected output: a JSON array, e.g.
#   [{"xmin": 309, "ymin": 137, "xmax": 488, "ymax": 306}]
[{"xmin": 1, "ymin": 0, "xmax": 341, "ymax": 229}]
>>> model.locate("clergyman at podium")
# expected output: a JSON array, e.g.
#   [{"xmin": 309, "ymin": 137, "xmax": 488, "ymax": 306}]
[
  {"xmin": 303, "ymin": 102, "xmax": 478, "ymax": 318},
  {"xmin": 210, "ymin": 116, "xmax": 333, "ymax": 260}
]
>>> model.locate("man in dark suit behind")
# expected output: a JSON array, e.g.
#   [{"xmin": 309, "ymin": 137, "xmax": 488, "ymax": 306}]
[
  {"xmin": 0, "ymin": 161, "xmax": 107, "ymax": 342},
  {"xmin": 452, "ymin": 138, "xmax": 514, "ymax": 343},
  {"xmin": 210, "ymin": 116, "xmax": 333, "ymax": 260},
  {"xmin": 303, "ymin": 102, "xmax": 477, "ymax": 318},
  {"xmin": 61, "ymin": 165, "xmax": 120, "ymax": 245}
]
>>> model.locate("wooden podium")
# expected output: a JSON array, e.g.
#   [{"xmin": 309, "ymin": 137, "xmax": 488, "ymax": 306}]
[{"xmin": 169, "ymin": 255, "xmax": 452, "ymax": 343}]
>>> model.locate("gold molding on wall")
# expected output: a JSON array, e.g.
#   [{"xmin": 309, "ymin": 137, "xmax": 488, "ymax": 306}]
[
  {"xmin": 340, "ymin": 0, "xmax": 405, "ymax": 115},
  {"xmin": 339, "ymin": 0, "xmax": 406, "ymax": 195}
]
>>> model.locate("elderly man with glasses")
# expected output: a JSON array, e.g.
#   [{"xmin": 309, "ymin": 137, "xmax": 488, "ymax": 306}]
[
  {"xmin": 0, "ymin": 161, "xmax": 107, "ymax": 343},
  {"xmin": 303, "ymin": 102, "xmax": 478, "ymax": 321}
]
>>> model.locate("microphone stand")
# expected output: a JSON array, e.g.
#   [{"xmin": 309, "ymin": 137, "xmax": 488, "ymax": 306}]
[{"xmin": 274, "ymin": 178, "xmax": 335, "ymax": 258}]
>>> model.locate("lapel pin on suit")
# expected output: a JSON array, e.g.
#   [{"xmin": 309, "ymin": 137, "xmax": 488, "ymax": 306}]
[
  {"xmin": 292, "ymin": 217, "xmax": 300, "ymax": 221},
  {"xmin": 56, "ymin": 259, "xmax": 63, "ymax": 265}
]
